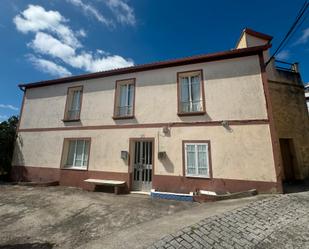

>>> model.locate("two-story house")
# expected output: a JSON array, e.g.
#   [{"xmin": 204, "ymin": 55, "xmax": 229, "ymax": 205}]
[{"xmin": 12, "ymin": 29, "xmax": 309, "ymax": 194}]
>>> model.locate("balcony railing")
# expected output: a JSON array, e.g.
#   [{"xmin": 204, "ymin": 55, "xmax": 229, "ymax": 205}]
[
  {"xmin": 67, "ymin": 110, "xmax": 80, "ymax": 120},
  {"xmin": 116, "ymin": 106, "xmax": 133, "ymax": 117},
  {"xmin": 180, "ymin": 100, "xmax": 203, "ymax": 113},
  {"xmin": 275, "ymin": 60, "xmax": 299, "ymax": 73}
]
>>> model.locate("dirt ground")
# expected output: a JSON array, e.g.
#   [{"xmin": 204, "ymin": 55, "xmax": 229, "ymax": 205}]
[{"xmin": 0, "ymin": 184, "xmax": 197, "ymax": 249}]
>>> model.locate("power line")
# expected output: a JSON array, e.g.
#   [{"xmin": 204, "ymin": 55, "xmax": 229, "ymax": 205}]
[
  {"xmin": 266, "ymin": 0, "xmax": 309, "ymax": 66},
  {"xmin": 285, "ymin": 6, "xmax": 309, "ymax": 47}
]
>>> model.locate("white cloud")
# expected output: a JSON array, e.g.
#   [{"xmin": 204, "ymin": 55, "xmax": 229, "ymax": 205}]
[
  {"xmin": 77, "ymin": 29, "xmax": 87, "ymax": 37},
  {"xmin": 14, "ymin": 5, "xmax": 134, "ymax": 76},
  {"xmin": 295, "ymin": 27, "xmax": 309, "ymax": 44},
  {"xmin": 106, "ymin": 0, "xmax": 136, "ymax": 26},
  {"xmin": 29, "ymin": 32, "xmax": 133, "ymax": 72},
  {"xmin": 0, "ymin": 104, "xmax": 18, "ymax": 111},
  {"xmin": 28, "ymin": 55, "xmax": 72, "ymax": 77},
  {"xmin": 276, "ymin": 50, "xmax": 290, "ymax": 60},
  {"xmin": 13, "ymin": 5, "xmax": 81, "ymax": 48},
  {"xmin": 29, "ymin": 32, "xmax": 75, "ymax": 59},
  {"xmin": 66, "ymin": 0, "xmax": 136, "ymax": 26},
  {"xmin": 68, "ymin": 52, "xmax": 134, "ymax": 72},
  {"xmin": 66, "ymin": 0, "xmax": 113, "ymax": 26}
]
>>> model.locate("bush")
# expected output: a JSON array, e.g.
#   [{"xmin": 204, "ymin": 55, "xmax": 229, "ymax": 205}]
[{"xmin": 0, "ymin": 116, "xmax": 19, "ymax": 179}]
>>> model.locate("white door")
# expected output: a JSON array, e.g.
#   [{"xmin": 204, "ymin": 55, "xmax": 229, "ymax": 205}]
[{"xmin": 132, "ymin": 140, "xmax": 153, "ymax": 192}]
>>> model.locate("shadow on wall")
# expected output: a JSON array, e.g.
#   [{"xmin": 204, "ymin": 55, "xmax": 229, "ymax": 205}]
[
  {"xmin": 10, "ymin": 135, "xmax": 26, "ymax": 182},
  {"xmin": 26, "ymin": 56, "xmax": 261, "ymax": 101},
  {"xmin": 178, "ymin": 112, "xmax": 213, "ymax": 123},
  {"xmin": 0, "ymin": 242, "xmax": 53, "ymax": 249},
  {"xmin": 160, "ymin": 154, "xmax": 175, "ymax": 173}
]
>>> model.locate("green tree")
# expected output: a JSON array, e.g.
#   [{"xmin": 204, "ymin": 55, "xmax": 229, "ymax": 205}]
[{"xmin": 0, "ymin": 116, "xmax": 19, "ymax": 179}]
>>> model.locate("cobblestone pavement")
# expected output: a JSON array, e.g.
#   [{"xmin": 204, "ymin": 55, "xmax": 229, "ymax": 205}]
[{"xmin": 150, "ymin": 191, "xmax": 309, "ymax": 249}]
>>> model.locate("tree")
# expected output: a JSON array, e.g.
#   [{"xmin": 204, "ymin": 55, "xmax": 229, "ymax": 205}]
[{"xmin": 0, "ymin": 116, "xmax": 19, "ymax": 179}]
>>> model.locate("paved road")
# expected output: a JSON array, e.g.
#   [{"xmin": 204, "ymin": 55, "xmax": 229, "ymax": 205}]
[
  {"xmin": 0, "ymin": 185, "xmax": 196, "ymax": 249},
  {"xmin": 1, "ymin": 185, "xmax": 309, "ymax": 249},
  {"xmin": 150, "ymin": 191, "xmax": 309, "ymax": 249}
]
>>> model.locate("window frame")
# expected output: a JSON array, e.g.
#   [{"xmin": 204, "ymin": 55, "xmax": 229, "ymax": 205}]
[
  {"xmin": 63, "ymin": 86, "xmax": 83, "ymax": 122},
  {"xmin": 60, "ymin": 137, "xmax": 91, "ymax": 171},
  {"xmin": 113, "ymin": 78, "xmax": 136, "ymax": 120},
  {"xmin": 182, "ymin": 140, "xmax": 212, "ymax": 179},
  {"xmin": 177, "ymin": 70, "xmax": 206, "ymax": 116}
]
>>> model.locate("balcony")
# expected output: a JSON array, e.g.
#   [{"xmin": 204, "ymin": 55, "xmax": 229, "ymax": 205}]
[
  {"xmin": 275, "ymin": 60, "xmax": 299, "ymax": 73},
  {"xmin": 273, "ymin": 60, "xmax": 302, "ymax": 84}
]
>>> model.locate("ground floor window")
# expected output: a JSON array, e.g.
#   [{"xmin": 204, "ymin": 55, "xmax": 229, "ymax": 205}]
[
  {"xmin": 61, "ymin": 138, "xmax": 90, "ymax": 170},
  {"xmin": 184, "ymin": 141, "xmax": 210, "ymax": 178}
]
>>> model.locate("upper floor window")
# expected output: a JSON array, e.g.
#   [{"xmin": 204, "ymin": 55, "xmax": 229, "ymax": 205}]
[
  {"xmin": 184, "ymin": 141, "xmax": 211, "ymax": 178},
  {"xmin": 113, "ymin": 78, "xmax": 135, "ymax": 119},
  {"xmin": 177, "ymin": 70, "xmax": 205, "ymax": 115},
  {"xmin": 61, "ymin": 138, "xmax": 90, "ymax": 170},
  {"xmin": 64, "ymin": 86, "xmax": 83, "ymax": 121}
]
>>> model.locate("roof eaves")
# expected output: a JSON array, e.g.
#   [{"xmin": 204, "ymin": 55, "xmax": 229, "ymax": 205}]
[
  {"xmin": 19, "ymin": 44, "xmax": 270, "ymax": 89},
  {"xmin": 244, "ymin": 28, "xmax": 273, "ymax": 41}
]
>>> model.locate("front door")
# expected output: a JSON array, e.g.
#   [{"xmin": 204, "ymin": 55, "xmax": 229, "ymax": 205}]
[
  {"xmin": 280, "ymin": 138, "xmax": 296, "ymax": 182},
  {"xmin": 132, "ymin": 140, "xmax": 153, "ymax": 192}
]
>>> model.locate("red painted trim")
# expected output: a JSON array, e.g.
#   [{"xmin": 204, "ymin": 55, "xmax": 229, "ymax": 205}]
[
  {"xmin": 18, "ymin": 119, "xmax": 269, "ymax": 132},
  {"xmin": 10, "ymin": 165, "xmax": 278, "ymax": 193},
  {"xmin": 182, "ymin": 140, "xmax": 213, "ymax": 179},
  {"xmin": 235, "ymin": 28, "xmax": 273, "ymax": 49},
  {"xmin": 112, "ymin": 116, "xmax": 135, "ymax": 120},
  {"xmin": 60, "ymin": 137, "xmax": 92, "ymax": 170},
  {"xmin": 113, "ymin": 78, "xmax": 136, "ymax": 119},
  {"xmin": 152, "ymin": 175, "xmax": 278, "ymax": 194},
  {"xmin": 62, "ymin": 119, "xmax": 81, "ymax": 123},
  {"xmin": 63, "ymin": 85, "xmax": 83, "ymax": 121},
  {"xmin": 177, "ymin": 69, "xmax": 206, "ymax": 116},
  {"xmin": 19, "ymin": 45, "xmax": 271, "ymax": 89},
  {"xmin": 244, "ymin": 28, "xmax": 273, "ymax": 41},
  {"xmin": 177, "ymin": 111, "xmax": 206, "ymax": 116},
  {"xmin": 258, "ymin": 53, "xmax": 283, "ymax": 193}
]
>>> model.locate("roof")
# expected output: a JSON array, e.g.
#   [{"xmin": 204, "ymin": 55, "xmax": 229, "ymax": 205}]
[
  {"xmin": 235, "ymin": 28, "xmax": 273, "ymax": 49},
  {"xmin": 19, "ymin": 43, "xmax": 270, "ymax": 90},
  {"xmin": 242, "ymin": 28, "xmax": 273, "ymax": 41}
]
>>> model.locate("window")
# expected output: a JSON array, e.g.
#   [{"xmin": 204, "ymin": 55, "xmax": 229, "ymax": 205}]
[
  {"xmin": 64, "ymin": 86, "xmax": 83, "ymax": 121},
  {"xmin": 184, "ymin": 141, "xmax": 210, "ymax": 178},
  {"xmin": 61, "ymin": 138, "xmax": 90, "ymax": 170},
  {"xmin": 113, "ymin": 79, "xmax": 135, "ymax": 118},
  {"xmin": 178, "ymin": 70, "xmax": 205, "ymax": 115}
]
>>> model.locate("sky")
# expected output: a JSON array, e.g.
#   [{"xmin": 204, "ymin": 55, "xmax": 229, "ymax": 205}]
[{"xmin": 0, "ymin": 0, "xmax": 308, "ymax": 121}]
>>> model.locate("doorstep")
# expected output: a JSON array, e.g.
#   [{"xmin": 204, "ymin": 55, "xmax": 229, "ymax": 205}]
[{"xmin": 130, "ymin": 191, "xmax": 151, "ymax": 196}]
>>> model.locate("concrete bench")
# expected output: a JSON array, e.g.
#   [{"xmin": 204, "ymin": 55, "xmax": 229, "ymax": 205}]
[{"xmin": 84, "ymin": 179, "xmax": 126, "ymax": 194}]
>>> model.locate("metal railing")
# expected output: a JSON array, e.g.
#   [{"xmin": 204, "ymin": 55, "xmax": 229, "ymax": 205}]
[
  {"xmin": 180, "ymin": 100, "xmax": 203, "ymax": 112},
  {"xmin": 275, "ymin": 60, "xmax": 299, "ymax": 73},
  {"xmin": 116, "ymin": 106, "xmax": 133, "ymax": 116},
  {"xmin": 67, "ymin": 110, "xmax": 80, "ymax": 120}
]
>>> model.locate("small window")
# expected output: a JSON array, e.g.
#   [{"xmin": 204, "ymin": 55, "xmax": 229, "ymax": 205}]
[
  {"xmin": 113, "ymin": 79, "xmax": 135, "ymax": 118},
  {"xmin": 64, "ymin": 86, "xmax": 83, "ymax": 121},
  {"xmin": 184, "ymin": 142, "xmax": 210, "ymax": 178},
  {"xmin": 178, "ymin": 70, "xmax": 205, "ymax": 115},
  {"xmin": 61, "ymin": 138, "xmax": 90, "ymax": 170}
]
